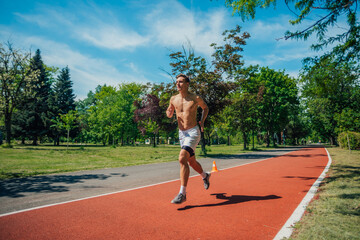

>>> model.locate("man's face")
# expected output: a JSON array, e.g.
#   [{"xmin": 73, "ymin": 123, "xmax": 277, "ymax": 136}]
[{"xmin": 176, "ymin": 77, "xmax": 189, "ymax": 91}]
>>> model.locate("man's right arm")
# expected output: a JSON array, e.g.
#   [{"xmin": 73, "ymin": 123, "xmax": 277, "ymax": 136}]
[{"xmin": 166, "ymin": 97, "xmax": 175, "ymax": 118}]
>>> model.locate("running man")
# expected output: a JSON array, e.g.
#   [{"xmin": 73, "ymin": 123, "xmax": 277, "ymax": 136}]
[{"xmin": 166, "ymin": 73, "xmax": 210, "ymax": 204}]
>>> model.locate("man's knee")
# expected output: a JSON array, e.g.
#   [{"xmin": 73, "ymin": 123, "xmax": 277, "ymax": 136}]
[
  {"xmin": 179, "ymin": 150, "xmax": 189, "ymax": 165},
  {"xmin": 188, "ymin": 156, "xmax": 197, "ymax": 167}
]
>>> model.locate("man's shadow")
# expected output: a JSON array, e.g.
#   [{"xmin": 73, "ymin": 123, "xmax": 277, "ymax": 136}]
[{"xmin": 178, "ymin": 193, "xmax": 281, "ymax": 211}]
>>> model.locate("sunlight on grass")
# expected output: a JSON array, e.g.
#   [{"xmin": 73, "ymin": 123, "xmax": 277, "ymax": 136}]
[{"xmin": 0, "ymin": 143, "xmax": 267, "ymax": 179}]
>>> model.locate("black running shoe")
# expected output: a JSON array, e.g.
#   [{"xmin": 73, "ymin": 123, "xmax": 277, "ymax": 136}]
[
  {"xmin": 203, "ymin": 172, "xmax": 211, "ymax": 190},
  {"xmin": 171, "ymin": 193, "xmax": 186, "ymax": 204}
]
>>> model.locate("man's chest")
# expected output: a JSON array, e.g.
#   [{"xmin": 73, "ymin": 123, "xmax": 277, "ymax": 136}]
[{"xmin": 174, "ymin": 98, "xmax": 197, "ymax": 113}]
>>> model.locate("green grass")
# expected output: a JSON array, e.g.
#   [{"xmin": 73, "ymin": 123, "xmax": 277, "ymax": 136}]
[
  {"xmin": 290, "ymin": 147, "xmax": 360, "ymax": 240},
  {"xmin": 0, "ymin": 143, "xmax": 268, "ymax": 179}
]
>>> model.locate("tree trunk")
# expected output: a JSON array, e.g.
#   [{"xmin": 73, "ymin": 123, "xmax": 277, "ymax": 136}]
[
  {"xmin": 243, "ymin": 132, "xmax": 247, "ymax": 150},
  {"xmin": 32, "ymin": 137, "xmax": 37, "ymax": 146},
  {"xmin": 153, "ymin": 134, "xmax": 156, "ymax": 147},
  {"xmin": 67, "ymin": 129, "xmax": 70, "ymax": 150},
  {"xmin": 5, "ymin": 112, "xmax": 12, "ymax": 144},
  {"xmin": 227, "ymin": 135, "xmax": 231, "ymax": 146},
  {"xmin": 252, "ymin": 131, "xmax": 255, "ymax": 150},
  {"xmin": 201, "ymin": 131, "xmax": 206, "ymax": 155},
  {"xmin": 266, "ymin": 132, "xmax": 270, "ymax": 147},
  {"xmin": 206, "ymin": 132, "xmax": 211, "ymax": 146}
]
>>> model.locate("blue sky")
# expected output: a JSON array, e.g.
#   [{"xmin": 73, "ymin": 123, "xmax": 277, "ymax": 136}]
[{"xmin": 1, "ymin": 0, "xmax": 329, "ymax": 99}]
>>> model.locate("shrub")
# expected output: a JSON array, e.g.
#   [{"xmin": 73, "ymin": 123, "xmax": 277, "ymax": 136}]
[
  {"xmin": 338, "ymin": 132, "xmax": 360, "ymax": 150},
  {"xmin": 1, "ymin": 144, "xmax": 13, "ymax": 148}
]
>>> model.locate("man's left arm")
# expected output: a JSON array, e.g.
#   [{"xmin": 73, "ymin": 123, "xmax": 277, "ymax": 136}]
[{"xmin": 197, "ymin": 96, "xmax": 209, "ymax": 132}]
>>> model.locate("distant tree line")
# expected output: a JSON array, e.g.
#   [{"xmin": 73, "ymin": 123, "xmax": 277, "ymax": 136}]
[{"xmin": 1, "ymin": 23, "xmax": 359, "ymax": 148}]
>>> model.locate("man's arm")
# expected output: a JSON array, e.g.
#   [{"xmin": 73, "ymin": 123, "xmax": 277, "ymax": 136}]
[
  {"xmin": 197, "ymin": 96, "xmax": 209, "ymax": 132},
  {"xmin": 166, "ymin": 96, "xmax": 175, "ymax": 118}
]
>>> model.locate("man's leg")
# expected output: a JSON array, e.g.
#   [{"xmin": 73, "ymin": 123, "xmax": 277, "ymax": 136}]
[
  {"xmin": 188, "ymin": 154, "xmax": 211, "ymax": 190},
  {"xmin": 188, "ymin": 155, "xmax": 204, "ymax": 175},
  {"xmin": 179, "ymin": 149, "xmax": 190, "ymax": 187},
  {"xmin": 171, "ymin": 149, "xmax": 190, "ymax": 204}
]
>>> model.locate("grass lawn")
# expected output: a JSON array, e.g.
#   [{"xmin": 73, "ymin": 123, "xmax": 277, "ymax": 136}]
[
  {"xmin": 0, "ymin": 143, "xmax": 268, "ymax": 179},
  {"xmin": 290, "ymin": 147, "xmax": 360, "ymax": 239}
]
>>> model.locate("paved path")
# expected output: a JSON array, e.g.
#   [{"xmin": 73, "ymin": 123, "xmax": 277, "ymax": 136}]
[
  {"xmin": 0, "ymin": 147, "xmax": 330, "ymax": 239},
  {"xmin": 0, "ymin": 147, "xmax": 302, "ymax": 215}
]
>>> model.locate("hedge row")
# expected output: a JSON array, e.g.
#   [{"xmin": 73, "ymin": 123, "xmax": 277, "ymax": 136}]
[{"xmin": 338, "ymin": 132, "xmax": 360, "ymax": 150}]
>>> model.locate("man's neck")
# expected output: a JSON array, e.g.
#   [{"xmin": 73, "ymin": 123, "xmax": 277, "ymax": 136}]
[{"xmin": 179, "ymin": 89, "xmax": 189, "ymax": 98}]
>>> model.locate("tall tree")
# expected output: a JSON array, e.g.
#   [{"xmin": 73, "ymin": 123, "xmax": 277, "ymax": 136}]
[
  {"xmin": 300, "ymin": 56, "xmax": 359, "ymax": 144},
  {"xmin": 0, "ymin": 42, "xmax": 39, "ymax": 144},
  {"xmin": 255, "ymin": 67, "xmax": 299, "ymax": 147},
  {"xmin": 50, "ymin": 66, "xmax": 76, "ymax": 145},
  {"xmin": 53, "ymin": 66, "xmax": 76, "ymax": 115},
  {"xmin": 12, "ymin": 49, "xmax": 52, "ymax": 145}
]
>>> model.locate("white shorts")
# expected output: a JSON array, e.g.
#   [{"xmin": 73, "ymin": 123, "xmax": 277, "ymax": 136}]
[{"xmin": 179, "ymin": 125, "xmax": 201, "ymax": 154}]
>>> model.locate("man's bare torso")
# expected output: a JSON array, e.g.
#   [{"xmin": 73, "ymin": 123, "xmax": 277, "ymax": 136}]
[{"xmin": 171, "ymin": 93, "xmax": 199, "ymax": 131}]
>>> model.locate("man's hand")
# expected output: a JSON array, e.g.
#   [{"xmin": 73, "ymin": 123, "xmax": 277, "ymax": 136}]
[
  {"xmin": 199, "ymin": 121, "xmax": 204, "ymax": 132},
  {"xmin": 166, "ymin": 105, "xmax": 174, "ymax": 118}
]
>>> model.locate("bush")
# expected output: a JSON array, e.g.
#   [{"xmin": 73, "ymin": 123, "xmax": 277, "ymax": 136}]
[
  {"xmin": 1, "ymin": 143, "xmax": 13, "ymax": 148},
  {"xmin": 338, "ymin": 132, "xmax": 360, "ymax": 150}
]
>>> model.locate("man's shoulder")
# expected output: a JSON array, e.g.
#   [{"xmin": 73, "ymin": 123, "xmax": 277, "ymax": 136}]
[
  {"xmin": 171, "ymin": 94, "xmax": 181, "ymax": 100},
  {"xmin": 191, "ymin": 93, "xmax": 202, "ymax": 102}
]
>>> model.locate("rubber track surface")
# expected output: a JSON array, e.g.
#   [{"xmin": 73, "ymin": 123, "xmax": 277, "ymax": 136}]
[{"xmin": 0, "ymin": 147, "xmax": 329, "ymax": 240}]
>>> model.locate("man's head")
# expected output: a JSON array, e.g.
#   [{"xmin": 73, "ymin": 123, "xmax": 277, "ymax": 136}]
[{"xmin": 176, "ymin": 74, "xmax": 190, "ymax": 92}]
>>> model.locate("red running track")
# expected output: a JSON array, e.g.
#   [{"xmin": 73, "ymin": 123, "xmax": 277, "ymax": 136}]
[{"xmin": 0, "ymin": 147, "xmax": 329, "ymax": 240}]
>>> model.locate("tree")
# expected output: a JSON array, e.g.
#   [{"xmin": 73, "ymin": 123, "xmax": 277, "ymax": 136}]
[
  {"xmin": 52, "ymin": 66, "xmax": 76, "ymax": 115},
  {"xmin": 87, "ymin": 83, "xmax": 142, "ymax": 146},
  {"xmin": 214, "ymin": 105, "xmax": 237, "ymax": 145},
  {"xmin": 0, "ymin": 42, "xmax": 39, "ymax": 144},
  {"xmin": 134, "ymin": 94, "xmax": 162, "ymax": 147},
  {"xmin": 225, "ymin": 0, "xmax": 360, "ymax": 62},
  {"xmin": 254, "ymin": 67, "xmax": 299, "ymax": 147},
  {"xmin": 12, "ymin": 49, "xmax": 52, "ymax": 145},
  {"xmin": 50, "ymin": 66, "xmax": 76, "ymax": 145},
  {"xmin": 300, "ymin": 56, "xmax": 360, "ymax": 144},
  {"xmin": 51, "ymin": 110, "xmax": 78, "ymax": 150}
]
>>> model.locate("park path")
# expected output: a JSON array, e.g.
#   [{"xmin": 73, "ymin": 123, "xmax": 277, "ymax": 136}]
[{"xmin": 0, "ymin": 147, "xmax": 330, "ymax": 239}]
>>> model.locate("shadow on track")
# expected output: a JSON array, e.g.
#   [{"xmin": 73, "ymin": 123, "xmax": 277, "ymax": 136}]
[
  {"xmin": 178, "ymin": 193, "xmax": 281, "ymax": 211},
  {"xmin": 0, "ymin": 173, "xmax": 127, "ymax": 198}
]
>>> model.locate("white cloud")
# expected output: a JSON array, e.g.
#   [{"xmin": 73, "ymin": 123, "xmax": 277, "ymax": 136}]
[
  {"xmin": 14, "ymin": 3, "xmax": 149, "ymax": 50},
  {"xmin": 0, "ymin": 29, "xmax": 150, "ymax": 99},
  {"xmin": 78, "ymin": 25, "xmax": 149, "ymax": 50},
  {"xmin": 144, "ymin": 0, "xmax": 228, "ymax": 57},
  {"xmin": 248, "ymin": 19, "xmax": 287, "ymax": 41}
]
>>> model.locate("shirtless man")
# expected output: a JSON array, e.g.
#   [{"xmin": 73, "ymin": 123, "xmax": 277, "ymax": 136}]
[{"xmin": 166, "ymin": 73, "xmax": 210, "ymax": 204}]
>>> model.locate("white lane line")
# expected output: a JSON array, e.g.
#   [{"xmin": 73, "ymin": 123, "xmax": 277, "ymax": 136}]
[{"xmin": 273, "ymin": 148, "xmax": 332, "ymax": 240}]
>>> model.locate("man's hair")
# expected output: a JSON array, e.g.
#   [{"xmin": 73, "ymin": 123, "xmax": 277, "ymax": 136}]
[{"xmin": 176, "ymin": 73, "xmax": 190, "ymax": 83}]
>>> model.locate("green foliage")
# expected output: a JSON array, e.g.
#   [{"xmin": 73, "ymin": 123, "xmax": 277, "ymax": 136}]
[
  {"xmin": 225, "ymin": 0, "xmax": 360, "ymax": 62},
  {"xmin": 255, "ymin": 67, "xmax": 299, "ymax": 146},
  {"xmin": 225, "ymin": 0, "xmax": 276, "ymax": 21},
  {"xmin": 87, "ymin": 83, "xmax": 142, "ymax": 146},
  {"xmin": 301, "ymin": 56, "xmax": 359, "ymax": 144},
  {"xmin": 0, "ymin": 42, "xmax": 40, "ymax": 144},
  {"xmin": 338, "ymin": 132, "xmax": 360, "ymax": 150},
  {"xmin": 12, "ymin": 49, "xmax": 53, "ymax": 145},
  {"xmin": 52, "ymin": 66, "xmax": 76, "ymax": 115}
]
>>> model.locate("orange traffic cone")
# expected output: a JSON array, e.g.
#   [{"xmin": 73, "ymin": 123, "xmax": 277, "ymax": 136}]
[{"xmin": 211, "ymin": 161, "xmax": 219, "ymax": 172}]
